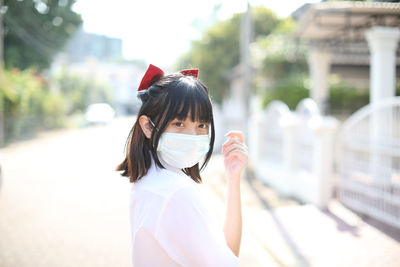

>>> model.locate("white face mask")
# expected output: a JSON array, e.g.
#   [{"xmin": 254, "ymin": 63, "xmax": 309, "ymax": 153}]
[{"xmin": 157, "ymin": 132, "xmax": 210, "ymax": 169}]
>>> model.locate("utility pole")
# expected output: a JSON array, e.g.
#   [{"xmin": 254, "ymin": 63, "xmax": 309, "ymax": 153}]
[
  {"xmin": 0, "ymin": 0, "xmax": 4, "ymax": 148},
  {"xmin": 240, "ymin": 0, "xmax": 253, "ymax": 181},
  {"xmin": 240, "ymin": 0, "xmax": 252, "ymax": 142}
]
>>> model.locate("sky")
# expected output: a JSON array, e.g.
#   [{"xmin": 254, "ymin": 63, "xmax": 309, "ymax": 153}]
[{"xmin": 72, "ymin": 0, "xmax": 321, "ymax": 67}]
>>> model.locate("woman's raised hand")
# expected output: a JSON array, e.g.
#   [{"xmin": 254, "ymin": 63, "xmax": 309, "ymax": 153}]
[{"xmin": 221, "ymin": 131, "xmax": 248, "ymax": 183}]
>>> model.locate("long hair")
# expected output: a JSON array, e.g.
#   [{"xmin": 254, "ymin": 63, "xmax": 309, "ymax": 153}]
[{"xmin": 115, "ymin": 72, "xmax": 215, "ymax": 184}]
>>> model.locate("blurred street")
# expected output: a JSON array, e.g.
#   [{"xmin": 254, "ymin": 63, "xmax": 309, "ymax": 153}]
[{"xmin": 0, "ymin": 116, "xmax": 399, "ymax": 267}]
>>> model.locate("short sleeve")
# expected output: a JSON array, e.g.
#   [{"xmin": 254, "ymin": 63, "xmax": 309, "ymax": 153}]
[{"xmin": 154, "ymin": 186, "xmax": 240, "ymax": 267}]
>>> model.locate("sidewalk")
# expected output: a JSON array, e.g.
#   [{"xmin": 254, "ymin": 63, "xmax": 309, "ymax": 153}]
[{"xmin": 202, "ymin": 155, "xmax": 400, "ymax": 267}]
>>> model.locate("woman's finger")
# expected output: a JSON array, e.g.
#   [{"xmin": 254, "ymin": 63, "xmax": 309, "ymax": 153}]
[
  {"xmin": 223, "ymin": 143, "xmax": 248, "ymax": 156},
  {"xmin": 222, "ymin": 143, "xmax": 247, "ymax": 155},
  {"xmin": 222, "ymin": 138, "xmax": 235, "ymax": 150},
  {"xmin": 222, "ymin": 138, "xmax": 243, "ymax": 152},
  {"xmin": 224, "ymin": 131, "xmax": 245, "ymax": 143},
  {"xmin": 224, "ymin": 148, "xmax": 248, "ymax": 161},
  {"xmin": 222, "ymin": 136, "xmax": 247, "ymax": 152}
]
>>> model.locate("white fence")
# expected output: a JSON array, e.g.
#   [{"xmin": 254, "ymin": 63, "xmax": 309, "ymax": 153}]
[
  {"xmin": 247, "ymin": 95, "xmax": 400, "ymax": 228},
  {"xmin": 249, "ymin": 98, "xmax": 338, "ymax": 207},
  {"xmin": 337, "ymin": 97, "xmax": 400, "ymax": 228}
]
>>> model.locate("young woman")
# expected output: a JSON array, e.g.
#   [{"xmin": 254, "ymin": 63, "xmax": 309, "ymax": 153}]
[{"xmin": 116, "ymin": 64, "xmax": 248, "ymax": 267}]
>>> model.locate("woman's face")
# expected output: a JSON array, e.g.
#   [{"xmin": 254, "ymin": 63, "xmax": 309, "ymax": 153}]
[{"xmin": 164, "ymin": 116, "xmax": 209, "ymax": 136}]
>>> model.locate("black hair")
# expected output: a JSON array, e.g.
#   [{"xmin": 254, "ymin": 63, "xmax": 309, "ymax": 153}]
[{"xmin": 115, "ymin": 72, "xmax": 215, "ymax": 183}]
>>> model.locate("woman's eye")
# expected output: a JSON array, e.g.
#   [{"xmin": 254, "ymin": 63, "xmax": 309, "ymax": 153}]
[
  {"xmin": 174, "ymin": 122, "xmax": 184, "ymax": 127},
  {"xmin": 199, "ymin": 123, "xmax": 209, "ymax": 129}
]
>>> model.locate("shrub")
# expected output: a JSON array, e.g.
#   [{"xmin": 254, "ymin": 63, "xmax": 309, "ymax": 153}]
[
  {"xmin": 261, "ymin": 74, "xmax": 309, "ymax": 110},
  {"xmin": 329, "ymin": 85, "xmax": 369, "ymax": 114}
]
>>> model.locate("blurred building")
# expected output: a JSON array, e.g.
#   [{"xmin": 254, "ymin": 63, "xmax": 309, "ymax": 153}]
[
  {"xmin": 63, "ymin": 27, "xmax": 123, "ymax": 62},
  {"xmin": 292, "ymin": 1, "xmax": 400, "ymax": 116},
  {"xmin": 293, "ymin": 1, "xmax": 400, "ymax": 90},
  {"xmin": 51, "ymin": 28, "xmax": 144, "ymax": 116}
]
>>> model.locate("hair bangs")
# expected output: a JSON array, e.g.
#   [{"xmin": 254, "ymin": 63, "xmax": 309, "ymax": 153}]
[{"xmin": 165, "ymin": 80, "xmax": 212, "ymax": 124}]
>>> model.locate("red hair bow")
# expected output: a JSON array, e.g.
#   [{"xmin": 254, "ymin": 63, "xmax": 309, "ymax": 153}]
[{"xmin": 137, "ymin": 64, "xmax": 199, "ymax": 92}]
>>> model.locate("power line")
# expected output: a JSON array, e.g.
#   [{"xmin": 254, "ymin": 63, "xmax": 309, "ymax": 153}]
[{"xmin": 4, "ymin": 14, "xmax": 57, "ymax": 57}]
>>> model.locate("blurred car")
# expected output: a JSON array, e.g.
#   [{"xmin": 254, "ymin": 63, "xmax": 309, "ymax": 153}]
[{"xmin": 84, "ymin": 103, "xmax": 116, "ymax": 125}]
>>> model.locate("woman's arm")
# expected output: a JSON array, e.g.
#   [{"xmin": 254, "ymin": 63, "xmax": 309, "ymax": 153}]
[
  {"xmin": 224, "ymin": 176, "xmax": 242, "ymax": 256},
  {"xmin": 221, "ymin": 131, "xmax": 248, "ymax": 256}
]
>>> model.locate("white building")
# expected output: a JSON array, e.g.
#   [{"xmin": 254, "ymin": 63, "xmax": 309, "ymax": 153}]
[{"xmin": 51, "ymin": 29, "xmax": 146, "ymax": 116}]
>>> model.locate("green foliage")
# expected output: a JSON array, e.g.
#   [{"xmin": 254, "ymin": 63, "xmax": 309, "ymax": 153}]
[
  {"xmin": 3, "ymin": 0, "xmax": 82, "ymax": 70},
  {"xmin": 0, "ymin": 67, "xmax": 114, "ymax": 145},
  {"xmin": 329, "ymin": 81, "xmax": 400, "ymax": 115},
  {"xmin": 175, "ymin": 6, "xmax": 280, "ymax": 103},
  {"xmin": 0, "ymin": 68, "xmax": 66, "ymax": 142},
  {"xmin": 262, "ymin": 74, "xmax": 309, "ymax": 110},
  {"xmin": 262, "ymin": 75, "xmax": 400, "ymax": 115},
  {"xmin": 53, "ymin": 69, "xmax": 114, "ymax": 115},
  {"xmin": 329, "ymin": 84, "xmax": 369, "ymax": 114},
  {"xmin": 256, "ymin": 18, "xmax": 308, "ymax": 80},
  {"xmin": 256, "ymin": 17, "xmax": 309, "ymax": 110}
]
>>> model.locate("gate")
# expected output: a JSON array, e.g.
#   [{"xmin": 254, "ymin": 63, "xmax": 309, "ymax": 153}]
[{"xmin": 337, "ymin": 97, "xmax": 400, "ymax": 228}]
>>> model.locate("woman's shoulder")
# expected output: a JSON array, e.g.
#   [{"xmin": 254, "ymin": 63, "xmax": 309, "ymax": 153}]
[{"xmin": 133, "ymin": 162, "xmax": 199, "ymax": 200}]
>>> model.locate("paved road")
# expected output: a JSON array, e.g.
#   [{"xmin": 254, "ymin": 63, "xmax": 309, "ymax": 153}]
[
  {"xmin": 0, "ymin": 117, "xmax": 134, "ymax": 267},
  {"xmin": 0, "ymin": 115, "xmax": 399, "ymax": 267}
]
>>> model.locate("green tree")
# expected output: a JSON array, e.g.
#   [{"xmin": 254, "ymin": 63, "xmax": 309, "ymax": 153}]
[
  {"xmin": 257, "ymin": 18, "xmax": 308, "ymax": 80},
  {"xmin": 175, "ymin": 6, "xmax": 280, "ymax": 103},
  {"xmin": 3, "ymin": 0, "xmax": 82, "ymax": 70},
  {"xmin": 0, "ymin": 68, "xmax": 66, "ymax": 142},
  {"xmin": 253, "ymin": 18, "xmax": 309, "ymax": 109},
  {"xmin": 53, "ymin": 69, "xmax": 114, "ymax": 115}
]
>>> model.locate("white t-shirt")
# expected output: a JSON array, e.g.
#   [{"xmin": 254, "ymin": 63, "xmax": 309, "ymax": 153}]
[{"xmin": 129, "ymin": 158, "xmax": 240, "ymax": 267}]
